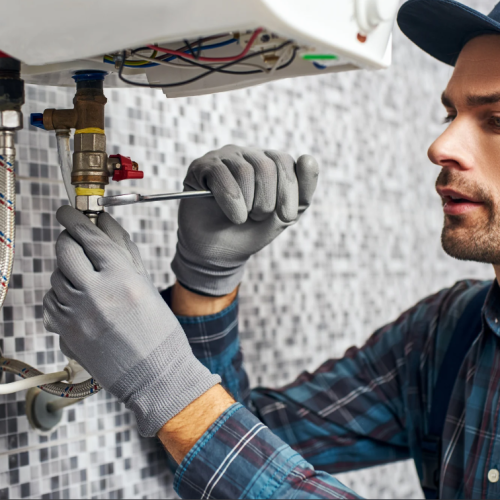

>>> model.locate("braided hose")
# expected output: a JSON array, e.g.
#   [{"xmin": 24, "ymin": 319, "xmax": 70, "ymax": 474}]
[
  {"xmin": 0, "ymin": 131, "xmax": 102, "ymax": 399},
  {"xmin": 0, "ymin": 131, "xmax": 16, "ymax": 309},
  {"xmin": 1, "ymin": 356, "xmax": 102, "ymax": 398}
]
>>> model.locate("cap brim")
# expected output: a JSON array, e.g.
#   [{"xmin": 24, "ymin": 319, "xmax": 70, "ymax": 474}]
[{"xmin": 398, "ymin": 0, "xmax": 500, "ymax": 66}]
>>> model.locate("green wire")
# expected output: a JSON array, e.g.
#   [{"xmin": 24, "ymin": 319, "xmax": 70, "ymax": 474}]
[{"xmin": 302, "ymin": 54, "xmax": 338, "ymax": 60}]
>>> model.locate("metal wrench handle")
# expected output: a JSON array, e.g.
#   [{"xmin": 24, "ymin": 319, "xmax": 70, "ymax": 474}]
[
  {"xmin": 98, "ymin": 190, "xmax": 308, "ymax": 211},
  {"xmin": 97, "ymin": 190, "xmax": 213, "ymax": 207}
]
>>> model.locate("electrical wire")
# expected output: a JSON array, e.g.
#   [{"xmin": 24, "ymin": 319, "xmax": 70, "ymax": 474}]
[
  {"xmin": 147, "ymin": 28, "xmax": 263, "ymax": 63},
  {"xmin": 150, "ymin": 44, "xmax": 296, "ymax": 76},
  {"xmin": 156, "ymin": 34, "xmax": 235, "ymax": 60},
  {"xmin": 118, "ymin": 41, "xmax": 296, "ymax": 87},
  {"xmin": 103, "ymin": 50, "xmax": 158, "ymax": 67},
  {"xmin": 268, "ymin": 45, "xmax": 294, "ymax": 76},
  {"xmin": 104, "ymin": 38, "xmax": 238, "ymax": 68},
  {"xmin": 130, "ymin": 49, "xmax": 270, "ymax": 73}
]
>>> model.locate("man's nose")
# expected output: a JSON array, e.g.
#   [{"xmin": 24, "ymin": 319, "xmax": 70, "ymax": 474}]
[{"xmin": 428, "ymin": 119, "xmax": 474, "ymax": 171}]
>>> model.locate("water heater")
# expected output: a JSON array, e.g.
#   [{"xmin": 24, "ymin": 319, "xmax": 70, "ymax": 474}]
[{"xmin": 0, "ymin": 0, "xmax": 397, "ymax": 96}]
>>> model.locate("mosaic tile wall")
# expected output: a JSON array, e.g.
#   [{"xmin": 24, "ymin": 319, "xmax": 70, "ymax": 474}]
[{"xmin": 0, "ymin": 1, "xmax": 495, "ymax": 498}]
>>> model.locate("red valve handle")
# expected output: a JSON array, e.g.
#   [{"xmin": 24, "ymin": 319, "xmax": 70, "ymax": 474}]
[{"xmin": 110, "ymin": 154, "xmax": 144, "ymax": 182}]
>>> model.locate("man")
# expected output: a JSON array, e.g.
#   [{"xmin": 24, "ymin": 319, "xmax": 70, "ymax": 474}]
[{"xmin": 43, "ymin": 0, "xmax": 500, "ymax": 498}]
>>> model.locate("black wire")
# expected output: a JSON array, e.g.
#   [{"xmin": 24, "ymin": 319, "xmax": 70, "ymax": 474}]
[
  {"xmin": 156, "ymin": 35, "xmax": 229, "ymax": 62},
  {"xmin": 119, "ymin": 42, "xmax": 293, "ymax": 87},
  {"xmin": 184, "ymin": 39, "xmax": 197, "ymax": 59},
  {"xmin": 197, "ymin": 37, "xmax": 203, "ymax": 60},
  {"xmin": 130, "ymin": 36, "xmax": 224, "ymax": 64},
  {"xmin": 118, "ymin": 41, "xmax": 296, "ymax": 88},
  {"xmin": 152, "ymin": 42, "xmax": 297, "ymax": 76}
]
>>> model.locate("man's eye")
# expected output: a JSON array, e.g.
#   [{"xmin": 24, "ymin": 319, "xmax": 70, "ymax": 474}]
[
  {"xmin": 490, "ymin": 116, "xmax": 500, "ymax": 128},
  {"xmin": 443, "ymin": 115, "xmax": 455, "ymax": 124}
]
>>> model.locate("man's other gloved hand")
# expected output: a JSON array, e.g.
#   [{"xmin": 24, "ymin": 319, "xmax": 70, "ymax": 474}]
[
  {"xmin": 43, "ymin": 206, "xmax": 221, "ymax": 437},
  {"xmin": 171, "ymin": 145, "xmax": 319, "ymax": 296}
]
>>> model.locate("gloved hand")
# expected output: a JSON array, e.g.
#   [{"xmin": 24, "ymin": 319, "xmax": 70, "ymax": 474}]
[
  {"xmin": 43, "ymin": 206, "xmax": 221, "ymax": 437},
  {"xmin": 171, "ymin": 145, "xmax": 319, "ymax": 296}
]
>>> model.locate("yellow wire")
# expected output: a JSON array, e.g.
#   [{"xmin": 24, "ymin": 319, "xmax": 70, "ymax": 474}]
[{"xmin": 104, "ymin": 50, "xmax": 158, "ymax": 67}]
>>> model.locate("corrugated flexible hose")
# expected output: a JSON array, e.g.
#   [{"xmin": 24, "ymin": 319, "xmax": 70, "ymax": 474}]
[{"xmin": 0, "ymin": 131, "xmax": 16, "ymax": 308}]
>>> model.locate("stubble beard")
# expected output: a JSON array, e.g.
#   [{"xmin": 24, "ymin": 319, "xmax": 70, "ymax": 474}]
[{"xmin": 438, "ymin": 170, "xmax": 500, "ymax": 265}]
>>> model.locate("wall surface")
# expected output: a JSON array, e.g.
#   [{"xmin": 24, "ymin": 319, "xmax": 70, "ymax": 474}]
[{"xmin": 0, "ymin": 1, "xmax": 495, "ymax": 498}]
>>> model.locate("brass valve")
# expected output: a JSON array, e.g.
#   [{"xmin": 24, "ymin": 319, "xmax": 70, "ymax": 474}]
[{"xmin": 31, "ymin": 71, "xmax": 144, "ymax": 222}]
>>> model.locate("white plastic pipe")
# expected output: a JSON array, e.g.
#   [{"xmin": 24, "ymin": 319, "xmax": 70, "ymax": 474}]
[
  {"xmin": 0, "ymin": 370, "xmax": 68, "ymax": 394},
  {"xmin": 56, "ymin": 129, "xmax": 76, "ymax": 207},
  {"xmin": 47, "ymin": 396, "xmax": 83, "ymax": 413}
]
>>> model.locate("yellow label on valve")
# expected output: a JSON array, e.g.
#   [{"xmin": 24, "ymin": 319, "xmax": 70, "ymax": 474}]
[
  {"xmin": 74, "ymin": 128, "xmax": 105, "ymax": 135},
  {"xmin": 75, "ymin": 188, "xmax": 105, "ymax": 196}
]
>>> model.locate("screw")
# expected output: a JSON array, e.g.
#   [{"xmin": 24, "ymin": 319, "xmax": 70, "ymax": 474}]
[
  {"xmin": 114, "ymin": 54, "xmax": 123, "ymax": 70},
  {"xmin": 260, "ymin": 34, "xmax": 271, "ymax": 43}
]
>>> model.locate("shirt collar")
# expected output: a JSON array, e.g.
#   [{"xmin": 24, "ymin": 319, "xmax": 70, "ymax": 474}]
[{"xmin": 483, "ymin": 279, "xmax": 500, "ymax": 336}]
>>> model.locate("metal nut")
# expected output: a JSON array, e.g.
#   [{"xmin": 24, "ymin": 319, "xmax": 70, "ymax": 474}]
[
  {"xmin": 74, "ymin": 133, "xmax": 106, "ymax": 152},
  {"xmin": 0, "ymin": 110, "xmax": 22, "ymax": 130},
  {"xmin": 75, "ymin": 195, "xmax": 103, "ymax": 212}
]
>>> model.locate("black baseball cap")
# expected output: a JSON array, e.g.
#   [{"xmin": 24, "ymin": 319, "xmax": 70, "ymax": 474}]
[{"xmin": 398, "ymin": 0, "xmax": 500, "ymax": 66}]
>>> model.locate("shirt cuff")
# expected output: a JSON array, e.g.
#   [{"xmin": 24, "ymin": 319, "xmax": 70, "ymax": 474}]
[
  {"xmin": 160, "ymin": 286, "xmax": 238, "ymax": 358},
  {"xmin": 174, "ymin": 404, "xmax": 359, "ymax": 499},
  {"xmin": 160, "ymin": 286, "xmax": 243, "ymax": 399}
]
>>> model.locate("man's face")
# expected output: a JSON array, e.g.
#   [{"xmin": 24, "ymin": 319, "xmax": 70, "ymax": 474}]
[{"xmin": 428, "ymin": 35, "xmax": 500, "ymax": 265}]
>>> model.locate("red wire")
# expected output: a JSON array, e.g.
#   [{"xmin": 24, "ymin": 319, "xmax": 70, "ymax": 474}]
[{"xmin": 147, "ymin": 28, "xmax": 263, "ymax": 63}]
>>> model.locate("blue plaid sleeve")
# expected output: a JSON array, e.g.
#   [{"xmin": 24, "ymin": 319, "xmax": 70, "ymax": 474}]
[
  {"xmin": 163, "ymin": 280, "xmax": 491, "ymax": 499},
  {"xmin": 160, "ymin": 287, "xmax": 250, "ymax": 404},
  {"xmin": 162, "ymin": 284, "xmax": 455, "ymax": 472},
  {"xmin": 174, "ymin": 403, "xmax": 361, "ymax": 499}
]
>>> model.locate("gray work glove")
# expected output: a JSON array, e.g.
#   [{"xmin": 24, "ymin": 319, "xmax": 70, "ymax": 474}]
[
  {"xmin": 43, "ymin": 206, "xmax": 221, "ymax": 437},
  {"xmin": 171, "ymin": 145, "xmax": 319, "ymax": 296}
]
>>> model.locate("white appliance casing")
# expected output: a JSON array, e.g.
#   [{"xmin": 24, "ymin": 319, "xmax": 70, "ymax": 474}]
[{"xmin": 0, "ymin": 0, "xmax": 397, "ymax": 96}]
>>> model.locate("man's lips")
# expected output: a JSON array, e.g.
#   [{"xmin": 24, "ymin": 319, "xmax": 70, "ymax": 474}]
[{"xmin": 436, "ymin": 187, "xmax": 485, "ymax": 216}]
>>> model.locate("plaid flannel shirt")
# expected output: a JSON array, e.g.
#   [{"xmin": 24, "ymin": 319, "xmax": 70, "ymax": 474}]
[{"xmin": 161, "ymin": 278, "xmax": 500, "ymax": 499}]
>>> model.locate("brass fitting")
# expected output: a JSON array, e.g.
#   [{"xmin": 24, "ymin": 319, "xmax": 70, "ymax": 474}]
[{"xmin": 42, "ymin": 83, "xmax": 107, "ymax": 132}]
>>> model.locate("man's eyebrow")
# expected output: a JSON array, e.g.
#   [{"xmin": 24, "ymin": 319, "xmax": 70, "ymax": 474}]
[
  {"xmin": 440, "ymin": 91, "xmax": 500, "ymax": 108},
  {"xmin": 466, "ymin": 92, "xmax": 500, "ymax": 106}
]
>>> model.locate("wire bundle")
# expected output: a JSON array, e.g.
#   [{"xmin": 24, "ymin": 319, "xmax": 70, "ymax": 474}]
[{"xmin": 105, "ymin": 29, "xmax": 297, "ymax": 88}]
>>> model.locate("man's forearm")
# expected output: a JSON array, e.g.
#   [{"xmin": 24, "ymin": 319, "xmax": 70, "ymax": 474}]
[
  {"xmin": 158, "ymin": 384, "xmax": 235, "ymax": 463},
  {"xmin": 159, "ymin": 281, "xmax": 239, "ymax": 463},
  {"xmin": 170, "ymin": 280, "xmax": 238, "ymax": 316}
]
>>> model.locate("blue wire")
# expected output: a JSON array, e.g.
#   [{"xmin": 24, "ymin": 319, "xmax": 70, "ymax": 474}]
[
  {"xmin": 104, "ymin": 38, "xmax": 238, "ymax": 68},
  {"xmin": 313, "ymin": 62, "xmax": 327, "ymax": 70}
]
